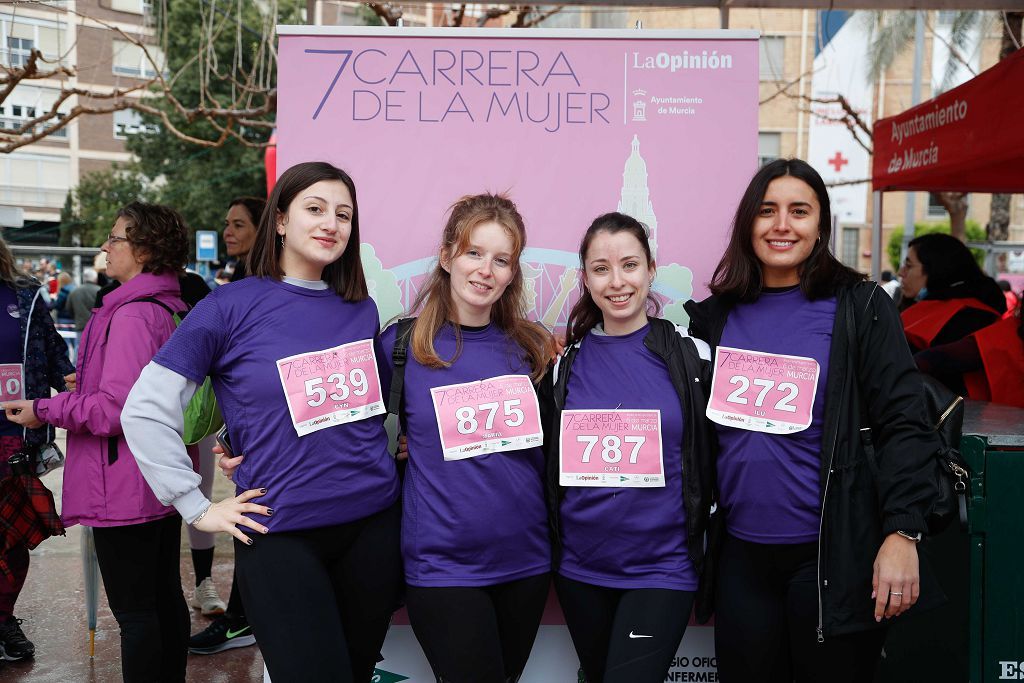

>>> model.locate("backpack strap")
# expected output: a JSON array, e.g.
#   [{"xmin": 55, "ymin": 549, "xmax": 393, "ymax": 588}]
[
  {"xmin": 386, "ymin": 317, "xmax": 417, "ymax": 419},
  {"xmin": 103, "ymin": 297, "xmax": 183, "ymax": 343}
]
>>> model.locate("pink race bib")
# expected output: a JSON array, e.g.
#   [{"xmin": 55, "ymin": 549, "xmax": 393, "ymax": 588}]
[
  {"xmin": 0, "ymin": 364, "xmax": 24, "ymax": 402},
  {"xmin": 706, "ymin": 346, "xmax": 820, "ymax": 434},
  {"xmin": 276, "ymin": 339, "xmax": 385, "ymax": 436},
  {"xmin": 430, "ymin": 374, "xmax": 543, "ymax": 461},
  {"xmin": 559, "ymin": 410, "xmax": 665, "ymax": 488}
]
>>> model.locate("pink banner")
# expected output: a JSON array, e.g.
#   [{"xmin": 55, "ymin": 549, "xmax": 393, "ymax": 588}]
[{"xmin": 277, "ymin": 28, "xmax": 759, "ymax": 329}]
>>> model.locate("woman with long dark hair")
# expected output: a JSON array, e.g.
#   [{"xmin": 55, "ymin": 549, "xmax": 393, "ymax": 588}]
[
  {"xmin": 122, "ymin": 162, "xmax": 402, "ymax": 681},
  {"xmin": 898, "ymin": 232, "xmax": 1005, "ymax": 385},
  {"xmin": 685, "ymin": 158, "xmax": 942, "ymax": 682},
  {"xmin": 543, "ymin": 212, "xmax": 714, "ymax": 682},
  {"xmin": 380, "ymin": 193, "xmax": 552, "ymax": 683}
]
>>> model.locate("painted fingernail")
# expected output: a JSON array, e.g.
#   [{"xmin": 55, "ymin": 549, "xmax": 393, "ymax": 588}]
[
  {"xmin": 266, "ymin": 508, "xmax": 274, "ymax": 516},
  {"xmin": 246, "ymin": 538, "xmax": 254, "ymax": 545},
  {"xmin": 259, "ymin": 488, "xmax": 268, "ymax": 494}
]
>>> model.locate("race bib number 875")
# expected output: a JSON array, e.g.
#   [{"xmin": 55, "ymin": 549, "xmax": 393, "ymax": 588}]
[
  {"xmin": 706, "ymin": 346, "xmax": 820, "ymax": 434},
  {"xmin": 430, "ymin": 374, "xmax": 543, "ymax": 461},
  {"xmin": 277, "ymin": 339, "xmax": 385, "ymax": 436}
]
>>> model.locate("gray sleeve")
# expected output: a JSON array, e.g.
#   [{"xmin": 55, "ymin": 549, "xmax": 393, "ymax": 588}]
[{"xmin": 123, "ymin": 362, "xmax": 211, "ymax": 524}]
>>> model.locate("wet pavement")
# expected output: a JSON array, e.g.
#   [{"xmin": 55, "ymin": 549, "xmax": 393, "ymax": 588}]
[{"xmin": 4, "ymin": 432, "xmax": 266, "ymax": 682}]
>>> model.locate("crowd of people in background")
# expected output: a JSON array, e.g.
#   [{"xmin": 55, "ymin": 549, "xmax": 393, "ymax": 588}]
[{"xmin": 0, "ymin": 157, "xmax": 1021, "ymax": 683}]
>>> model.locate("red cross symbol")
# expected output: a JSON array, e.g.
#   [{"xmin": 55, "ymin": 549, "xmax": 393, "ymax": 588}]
[{"xmin": 828, "ymin": 151, "xmax": 849, "ymax": 172}]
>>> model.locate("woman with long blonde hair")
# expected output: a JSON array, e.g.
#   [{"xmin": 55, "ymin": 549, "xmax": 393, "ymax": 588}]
[{"xmin": 381, "ymin": 193, "xmax": 551, "ymax": 683}]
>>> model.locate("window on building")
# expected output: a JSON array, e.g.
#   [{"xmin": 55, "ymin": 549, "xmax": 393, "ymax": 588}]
[
  {"xmin": 110, "ymin": 0, "xmax": 146, "ymax": 14},
  {"xmin": 6, "ymin": 37, "xmax": 33, "ymax": 67},
  {"xmin": 758, "ymin": 132, "xmax": 781, "ymax": 167},
  {"xmin": 113, "ymin": 108, "xmax": 158, "ymax": 139},
  {"xmin": 112, "ymin": 39, "xmax": 165, "ymax": 78},
  {"xmin": 2, "ymin": 94, "xmax": 66, "ymax": 139},
  {"xmin": 760, "ymin": 37, "xmax": 785, "ymax": 81},
  {"xmin": 841, "ymin": 227, "xmax": 860, "ymax": 267}
]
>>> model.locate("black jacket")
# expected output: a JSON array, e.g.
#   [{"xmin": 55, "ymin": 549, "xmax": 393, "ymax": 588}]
[
  {"xmin": 686, "ymin": 282, "xmax": 943, "ymax": 638},
  {"xmin": 539, "ymin": 318, "xmax": 715, "ymax": 588}
]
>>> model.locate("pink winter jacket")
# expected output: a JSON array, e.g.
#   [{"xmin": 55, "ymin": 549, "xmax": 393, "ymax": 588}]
[{"xmin": 36, "ymin": 271, "xmax": 187, "ymax": 527}]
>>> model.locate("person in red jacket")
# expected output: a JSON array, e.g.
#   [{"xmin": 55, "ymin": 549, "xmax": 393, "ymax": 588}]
[{"xmin": 897, "ymin": 233, "xmax": 1005, "ymax": 357}]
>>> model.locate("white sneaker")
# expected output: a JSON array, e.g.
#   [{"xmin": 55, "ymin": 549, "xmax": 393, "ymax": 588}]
[{"xmin": 191, "ymin": 577, "xmax": 227, "ymax": 617}]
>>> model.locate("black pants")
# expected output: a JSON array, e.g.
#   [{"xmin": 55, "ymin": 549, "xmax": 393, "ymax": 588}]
[
  {"xmin": 555, "ymin": 575, "xmax": 695, "ymax": 683},
  {"xmin": 715, "ymin": 533, "xmax": 887, "ymax": 683},
  {"xmin": 234, "ymin": 500, "xmax": 403, "ymax": 683},
  {"xmin": 92, "ymin": 514, "xmax": 190, "ymax": 683},
  {"xmin": 405, "ymin": 572, "xmax": 549, "ymax": 683}
]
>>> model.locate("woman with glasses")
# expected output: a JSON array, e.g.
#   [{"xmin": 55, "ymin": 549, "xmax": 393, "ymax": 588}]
[{"xmin": 3, "ymin": 203, "xmax": 194, "ymax": 682}]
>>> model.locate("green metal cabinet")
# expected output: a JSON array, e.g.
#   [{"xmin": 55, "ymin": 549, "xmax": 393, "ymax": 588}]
[{"xmin": 963, "ymin": 401, "xmax": 1024, "ymax": 683}]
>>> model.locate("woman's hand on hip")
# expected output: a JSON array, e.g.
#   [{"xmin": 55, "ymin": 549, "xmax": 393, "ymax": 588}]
[
  {"xmin": 872, "ymin": 532, "xmax": 920, "ymax": 621},
  {"xmin": 192, "ymin": 488, "xmax": 272, "ymax": 545}
]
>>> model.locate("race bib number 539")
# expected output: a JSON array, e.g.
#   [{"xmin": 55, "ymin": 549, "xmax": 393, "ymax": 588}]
[
  {"xmin": 707, "ymin": 346, "xmax": 820, "ymax": 434},
  {"xmin": 277, "ymin": 339, "xmax": 385, "ymax": 436},
  {"xmin": 430, "ymin": 374, "xmax": 543, "ymax": 461}
]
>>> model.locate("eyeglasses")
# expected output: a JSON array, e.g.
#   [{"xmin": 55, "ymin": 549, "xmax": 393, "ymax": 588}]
[{"xmin": 105, "ymin": 234, "xmax": 129, "ymax": 245}]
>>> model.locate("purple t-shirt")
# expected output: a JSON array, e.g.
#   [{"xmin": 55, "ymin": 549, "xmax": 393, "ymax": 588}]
[
  {"xmin": 381, "ymin": 322, "xmax": 550, "ymax": 587},
  {"xmin": 716, "ymin": 286, "xmax": 836, "ymax": 543},
  {"xmin": 559, "ymin": 324, "xmax": 696, "ymax": 591},
  {"xmin": 153, "ymin": 277, "xmax": 399, "ymax": 532}
]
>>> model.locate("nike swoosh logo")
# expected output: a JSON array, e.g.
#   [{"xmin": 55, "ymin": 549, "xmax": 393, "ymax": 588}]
[
  {"xmin": 628, "ymin": 631, "xmax": 653, "ymax": 639},
  {"xmin": 226, "ymin": 626, "xmax": 251, "ymax": 638}
]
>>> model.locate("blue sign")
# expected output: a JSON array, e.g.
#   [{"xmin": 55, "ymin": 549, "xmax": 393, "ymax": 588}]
[{"xmin": 196, "ymin": 230, "xmax": 218, "ymax": 262}]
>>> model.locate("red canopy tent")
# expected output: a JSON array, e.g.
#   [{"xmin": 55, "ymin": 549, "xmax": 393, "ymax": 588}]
[{"xmin": 869, "ymin": 47, "xmax": 1024, "ymax": 278}]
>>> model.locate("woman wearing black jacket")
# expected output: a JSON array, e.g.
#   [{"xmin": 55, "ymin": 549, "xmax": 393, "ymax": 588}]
[
  {"xmin": 685, "ymin": 159, "xmax": 942, "ymax": 682},
  {"xmin": 541, "ymin": 213, "xmax": 715, "ymax": 682}
]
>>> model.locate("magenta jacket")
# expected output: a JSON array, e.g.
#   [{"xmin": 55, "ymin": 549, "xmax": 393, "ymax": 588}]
[{"xmin": 36, "ymin": 271, "xmax": 187, "ymax": 527}]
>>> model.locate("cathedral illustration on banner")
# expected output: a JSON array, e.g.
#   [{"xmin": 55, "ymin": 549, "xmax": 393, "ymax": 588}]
[{"xmin": 617, "ymin": 134, "xmax": 659, "ymax": 257}]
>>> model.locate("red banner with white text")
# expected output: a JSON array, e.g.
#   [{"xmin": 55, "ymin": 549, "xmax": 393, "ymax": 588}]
[{"xmin": 872, "ymin": 47, "xmax": 1024, "ymax": 193}]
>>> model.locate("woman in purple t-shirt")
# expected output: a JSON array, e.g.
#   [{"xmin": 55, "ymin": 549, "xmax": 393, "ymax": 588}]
[
  {"xmin": 685, "ymin": 159, "xmax": 943, "ymax": 682},
  {"xmin": 123, "ymin": 162, "xmax": 402, "ymax": 682},
  {"xmin": 542, "ymin": 212, "xmax": 715, "ymax": 683},
  {"xmin": 383, "ymin": 193, "xmax": 552, "ymax": 683}
]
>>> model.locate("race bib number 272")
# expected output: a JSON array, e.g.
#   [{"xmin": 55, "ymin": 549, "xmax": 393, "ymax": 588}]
[
  {"xmin": 276, "ymin": 339, "xmax": 385, "ymax": 436},
  {"xmin": 706, "ymin": 346, "xmax": 820, "ymax": 434}
]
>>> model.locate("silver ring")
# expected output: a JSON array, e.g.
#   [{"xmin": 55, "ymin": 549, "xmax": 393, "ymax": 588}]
[{"xmin": 890, "ymin": 591, "xmax": 903, "ymax": 597}]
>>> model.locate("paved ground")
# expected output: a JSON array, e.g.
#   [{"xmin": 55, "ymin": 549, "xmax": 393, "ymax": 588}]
[{"xmin": 3, "ymin": 431, "xmax": 266, "ymax": 682}]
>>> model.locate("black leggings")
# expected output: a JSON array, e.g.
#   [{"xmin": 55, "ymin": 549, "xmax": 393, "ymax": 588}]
[
  {"xmin": 554, "ymin": 575, "xmax": 695, "ymax": 683},
  {"xmin": 405, "ymin": 573, "xmax": 549, "ymax": 683},
  {"xmin": 715, "ymin": 533, "xmax": 887, "ymax": 683},
  {"xmin": 233, "ymin": 500, "xmax": 403, "ymax": 683},
  {"xmin": 92, "ymin": 514, "xmax": 190, "ymax": 683}
]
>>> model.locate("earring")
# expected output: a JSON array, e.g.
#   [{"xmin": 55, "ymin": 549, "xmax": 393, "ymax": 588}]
[{"xmin": 278, "ymin": 234, "xmax": 285, "ymax": 248}]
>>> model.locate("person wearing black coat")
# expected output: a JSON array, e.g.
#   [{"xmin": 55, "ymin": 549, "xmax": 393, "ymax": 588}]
[{"xmin": 684, "ymin": 159, "xmax": 943, "ymax": 683}]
